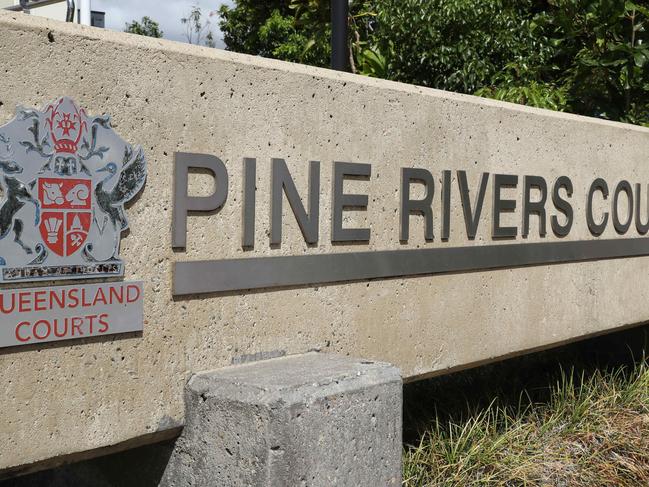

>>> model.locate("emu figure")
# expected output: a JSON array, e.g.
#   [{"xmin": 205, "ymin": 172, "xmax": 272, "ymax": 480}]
[{"xmin": 94, "ymin": 147, "xmax": 146, "ymax": 259}]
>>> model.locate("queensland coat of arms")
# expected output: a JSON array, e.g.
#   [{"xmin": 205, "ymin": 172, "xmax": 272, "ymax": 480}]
[{"xmin": 0, "ymin": 97, "xmax": 146, "ymax": 283}]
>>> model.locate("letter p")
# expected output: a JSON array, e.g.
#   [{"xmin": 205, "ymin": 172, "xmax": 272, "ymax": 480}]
[{"xmin": 172, "ymin": 152, "xmax": 229, "ymax": 248}]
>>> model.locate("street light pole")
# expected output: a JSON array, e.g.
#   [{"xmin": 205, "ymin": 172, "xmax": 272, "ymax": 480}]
[{"xmin": 331, "ymin": 0, "xmax": 348, "ymax": 71}]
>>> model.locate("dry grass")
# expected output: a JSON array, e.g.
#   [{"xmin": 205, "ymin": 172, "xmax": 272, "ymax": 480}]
[{"xmin": 403, "ymin": 360, "xmax": 649, "ymax": 486}]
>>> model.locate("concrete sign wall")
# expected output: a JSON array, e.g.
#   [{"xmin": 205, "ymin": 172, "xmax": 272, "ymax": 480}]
[{"xmin": 2, "ymin": 11, "xmax": 649, "ymax": 474}]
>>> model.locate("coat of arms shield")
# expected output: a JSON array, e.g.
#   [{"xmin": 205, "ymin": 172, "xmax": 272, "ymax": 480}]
[{"xmin": 0, "ymin": 97, "xmax": 147, "ymax": 283}]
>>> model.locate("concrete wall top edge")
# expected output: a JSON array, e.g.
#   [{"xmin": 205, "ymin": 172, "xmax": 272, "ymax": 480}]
[{"xmin": 2, "ymin": 9, "xmax": 648, "ymax": 135}]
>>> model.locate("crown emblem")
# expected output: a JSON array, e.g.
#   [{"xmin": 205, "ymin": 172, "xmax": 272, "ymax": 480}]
[{"xmin": 45, "ymin": 97, "xmax": 86, "ymax": 154}]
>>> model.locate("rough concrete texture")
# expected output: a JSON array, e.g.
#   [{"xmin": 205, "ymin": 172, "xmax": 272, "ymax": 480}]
[
  {"xmin": 160, "ymin": 353, "xmax": 402, "ymax": 487},
  {"xmin": 2, "ymin": 10, "xmax": 649, "ymax": 473}
]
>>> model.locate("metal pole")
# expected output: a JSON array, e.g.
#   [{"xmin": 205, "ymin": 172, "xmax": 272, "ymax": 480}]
[
  {"xmin": 66, "ymin": 0, "xmax": 76, "ymax": 22},
  {"xmin": 79, "ymin": 0, "xmax": 91, "ymax": 25},
  {"xmin": 331, "ymin": 0, "xmax": 348, "ymax": 71},
  {"xmin": 20, "ymin": 0, "xmax": 75, "ymax": 22}
]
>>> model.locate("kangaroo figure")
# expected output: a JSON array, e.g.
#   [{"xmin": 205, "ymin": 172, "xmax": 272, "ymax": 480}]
[{"xmin": 0, "ymin": 160, "xmax": 40, "ymax": 265}]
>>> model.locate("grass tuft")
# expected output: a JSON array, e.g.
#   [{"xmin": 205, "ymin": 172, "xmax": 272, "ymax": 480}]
[{"xmin": 403, "ymin": 359, "xmax": 649, "ymax": 486}]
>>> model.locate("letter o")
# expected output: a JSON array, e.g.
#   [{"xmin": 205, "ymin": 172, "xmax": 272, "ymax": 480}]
[
  {"xmin": 33, "ymin": 319, "xmax": 51, "ymax": 340},
  {"xmin": 613, "ymin": 180, "xmax": 633, "ymax": 234}
]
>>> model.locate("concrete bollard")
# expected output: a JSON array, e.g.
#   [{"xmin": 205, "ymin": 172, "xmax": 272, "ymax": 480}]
[{"xmin": 160, "ymin": 352, "xmax": 402, "ymax": 486}]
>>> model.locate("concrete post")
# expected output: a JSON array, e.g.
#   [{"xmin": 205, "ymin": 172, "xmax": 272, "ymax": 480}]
[{"xmin": 161, "ymin": 352, "xmax": 402, "ymax": 486}]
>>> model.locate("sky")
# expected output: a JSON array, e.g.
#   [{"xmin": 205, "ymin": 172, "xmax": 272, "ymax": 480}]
[{"xmin": 92, "ymin": 0, "xmax": 233, "ymax": 48}]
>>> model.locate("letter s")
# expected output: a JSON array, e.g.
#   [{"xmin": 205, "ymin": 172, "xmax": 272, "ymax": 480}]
[{"xmin": 98, "ymin": 313, "xmax": 109, "ymax": 333}]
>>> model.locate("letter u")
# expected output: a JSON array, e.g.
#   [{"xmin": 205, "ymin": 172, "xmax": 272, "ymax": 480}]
[
  {"xmin": 0, "ymin": 293, "xmax": 15, "ymax": 314},
  {"xmin": 53, "ymin": 318, "xmax": 68, "ymax": 338}
]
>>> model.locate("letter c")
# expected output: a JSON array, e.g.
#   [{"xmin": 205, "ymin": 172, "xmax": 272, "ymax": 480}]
[
  {"xmin": 587, "ymin": 178, "xmax": 609, "ymax": 236},
  {"xmin": 15, "ymin": 321, "xmax": 31, "ymax": 342}
]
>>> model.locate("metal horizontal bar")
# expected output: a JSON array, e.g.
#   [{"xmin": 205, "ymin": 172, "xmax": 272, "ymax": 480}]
[
  {"xmin": 8, "ymin": 0, "xmax": 66, "ymax": 11},
  {"xmin": 173, "ymin": 238, "xmax": 649, "ymax": 295}
]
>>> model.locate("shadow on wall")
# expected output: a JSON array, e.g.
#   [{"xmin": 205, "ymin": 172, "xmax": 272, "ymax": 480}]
[
  {"xmin": 403, "ymin": 322, "xmax": 649, "ymax": 444},
  {"xmin": 0, "ymin": 440, "xmax": 177, "ymax": 487},
  {"xmin": 2, "ymin": 322, "xmax": 648, "ymax": 486}
]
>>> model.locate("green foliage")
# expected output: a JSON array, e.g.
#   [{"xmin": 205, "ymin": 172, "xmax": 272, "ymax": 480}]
[
  {"xmin": 218, "ymin": 0, "xmax": 333, "ymax": 67},
  {"xmin": 476, "ymin": 81, "xmax": 569, "ymax": 111},
  {"xmin": 537, "ymin": 0, "xmax": 649, "ymax": 124},
  {"xmin": 372, "ymin": 0, "xmax": 553, "ymax": 94},
  {"xmin": 124, "ymin": 16, "xmax": 163, "ymax": 38},
  {"xmin": 218, "ymin": 1, "xmax": 376, "ymax": 70},
  {"xmin": 218, "ymin": 0, "xmax": 649, "ymax": 126},
  {"xmin": 355, "ymin": 46, "xmax": 388, "ymax": 78},
  {"xmin": 218, "ymin": 1, "xmax": 289, "ymax": 57},
  {"xmin": 256, "ymin": 5, "xmax": 331, "ymax": 66},
  {"xmin": 404, "ymin": 360, "xmax": 649, "ymax": 486}
]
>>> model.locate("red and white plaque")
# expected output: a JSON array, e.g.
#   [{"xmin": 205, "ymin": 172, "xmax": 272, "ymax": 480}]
[{"xmin": 0, "ymin": 281, "xmax": 144, "ymax": 348}]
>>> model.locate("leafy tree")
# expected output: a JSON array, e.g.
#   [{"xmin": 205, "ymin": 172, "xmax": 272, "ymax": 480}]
[
  {"xmin": 219, "ymin": 0, "xmax": 379, "ymax": 72},
  {"xmin": 372, "ymin": 0, "xmax": 553, "ymax": 94},
  {"xmin": 546, "ymin": 0, "xmax": 648, "ymax": 124},
  {"xmin": 182, "ymin": 6, "xmax": 217, "ymax": 47},
  {"xmin": 219, "ymin": 1, "xmax": 329, "ymax": 65},
  {"xmin": 218, "ymin": 0, "xmax": 649, "ymax": 125},
  {"xmin": 477, "ymin": 1, "xmax": 649, "ymax": 125},
  {"xmin": 218, "ymin": 0, "xmax": 548, "ymax": 83},
  {"xmin": 218, "ymin": 1, "xmax": 289, "ymax": 57},
  {"xmin": 124, "ymin": 16, "xmax": 163, "ymax": 38}
]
